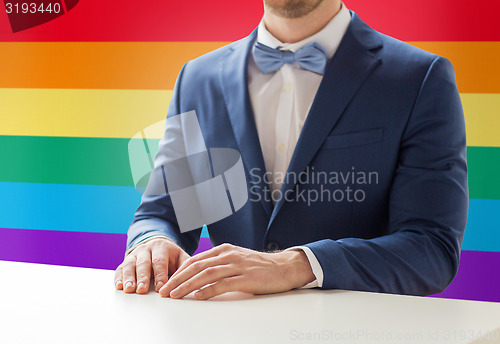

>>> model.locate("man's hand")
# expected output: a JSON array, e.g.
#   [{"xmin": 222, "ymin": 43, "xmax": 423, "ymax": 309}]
[
  {"xmin": 114, "ymin": 238, "xmax": 190, "ymax": 294},
  {"xmin": 159, "ymin": 243, "xmax": 315, "ymax": 300}
]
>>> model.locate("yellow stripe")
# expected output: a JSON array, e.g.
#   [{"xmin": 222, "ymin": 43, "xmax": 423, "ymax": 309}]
[
  {"xmin": 0, "ymin": 88, "xmax": 172, "ymax": 139},
  {"xmin": 462, "ymin": 93, "xmax": 500, "ymax": 147},
  {"xmin": 0, "ymin": 89, "xmax": 498, "ymax": 146}
]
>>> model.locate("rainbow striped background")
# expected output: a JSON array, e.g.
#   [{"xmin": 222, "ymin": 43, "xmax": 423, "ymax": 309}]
[{"xmin": 0, "ymin": 0, "xmax": 499, "ymax": 302}]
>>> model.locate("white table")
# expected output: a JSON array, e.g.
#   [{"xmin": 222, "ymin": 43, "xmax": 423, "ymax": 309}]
[{"xmin": 0, "ymin": 260, "xmax": 499, "ymax": 344}]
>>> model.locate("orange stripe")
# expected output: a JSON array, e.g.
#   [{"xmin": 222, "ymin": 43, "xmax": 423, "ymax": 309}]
[
  {"xmin": 410, "ymin": 42, "xmax": 500, "ymax": 94},
  {"xmin": 0, "ymin": 42, "xmax": 498, "ymax": 92},
  {"xmin": 0, "ymin": 42, "xmax": 228, "ymax": 90}
]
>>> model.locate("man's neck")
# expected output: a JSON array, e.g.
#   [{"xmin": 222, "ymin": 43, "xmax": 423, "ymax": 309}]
[{"xmin": 263, "ymin": 0, "xmax": 342, "ymax": 43}]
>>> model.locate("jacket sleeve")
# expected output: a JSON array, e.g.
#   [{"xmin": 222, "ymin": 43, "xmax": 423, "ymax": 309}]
[
  {"xmin": 304, "ymin": 56, "xmax": 468, "ymax": 295},
  {"xmin": 126, "ymin": 62, "xmax": 203, "ymax": 255}
]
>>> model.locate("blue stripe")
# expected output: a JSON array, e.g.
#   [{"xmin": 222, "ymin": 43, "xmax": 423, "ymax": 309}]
[
  {"xmin": 0, "ymin": 182, "xmax": 141, "ymax": 234},
  {"xmin": 0, "ymin": 182, "xmax": 212, "ymax": 237},
  {"xmin": 201, "ymin": 225, "xmax": 209, "ymax": 238},
  {"xmin": 462, "ymin": 199, "xmax": 500, "ymax": 251},
  {"xmin": 0, "ymin": 182, "xmax": 497, "ymax": 248}
]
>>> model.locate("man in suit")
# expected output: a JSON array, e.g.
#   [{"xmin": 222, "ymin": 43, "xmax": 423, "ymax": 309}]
[{"xmin": 115, "ymin": 0, "xmax": 468, "ymax": 300}]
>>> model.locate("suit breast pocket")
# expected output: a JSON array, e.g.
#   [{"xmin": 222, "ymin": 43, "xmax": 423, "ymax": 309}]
[{"xmin": 322, "ymin": 128, "xmax": 383, "ymax": 150}]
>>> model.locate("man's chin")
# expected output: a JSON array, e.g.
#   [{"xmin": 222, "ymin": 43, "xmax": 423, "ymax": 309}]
[{"xmin": 264, "ymin": 0, "xmax": 325, "ymax": 19}]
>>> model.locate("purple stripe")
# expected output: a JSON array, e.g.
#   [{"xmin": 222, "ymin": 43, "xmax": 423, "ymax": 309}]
[
  {"xmin": 430, "ymin": 250, "xmax": 500, "ymax": 302},
  {"xmin": 1, "ymin": 228, "xmax": 497, "ymax": 302},
  {"xmin": 0, "ymin": 227, "xmax": 127, "ymax": 270},
  {"xmin": 0, "ymin": 228, "xmax": 213, "ymax": 270},
  {"xmin": 194, "ymin": 237, "xmax": 213, "ymax": 255}
]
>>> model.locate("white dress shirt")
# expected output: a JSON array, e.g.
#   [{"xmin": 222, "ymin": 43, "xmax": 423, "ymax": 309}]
[{"xmin": 248, "ymin": 3, "xmax": 351, "ymax": 288}]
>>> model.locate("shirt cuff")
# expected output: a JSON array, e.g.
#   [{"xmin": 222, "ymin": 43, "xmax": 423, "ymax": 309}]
[
  {"xmin": 285, "ymin": 246, "xmax": 324, "ymax": 288},
  {"xmin": 125, "ymin": 235, "xmax": 174, "ymax": 256}
]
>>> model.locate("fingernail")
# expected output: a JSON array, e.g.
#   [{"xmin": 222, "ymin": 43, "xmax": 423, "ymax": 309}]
[
  {"xmin": 137, "ymin": 282, "xmax": 145, "ymax": 290},
  {"xmin": 115, "ymin": 280, "xmax": 122, "ymax": 289},
  {"xmin": 125, "ymin": 281, "xmax": 133, "ymax": 290},
  {"xmin": 156, "ymin": 281, "xmax": 164, "ymax": 291},
  {"xmin": 195, "ymin": 291, "xmax": 204, "ymax": 299},
  {"xmin": 159, "ymin": 285, "xmax": 169, "ymax": 297},
  {"xmin": 170, "ymin": 289, "xmax": 179, "ymax": 297}
]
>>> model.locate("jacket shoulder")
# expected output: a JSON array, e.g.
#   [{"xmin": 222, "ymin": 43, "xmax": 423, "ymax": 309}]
[
  {"xmin": 381, "ymin": 33, "xmax": 438, "ymax": 62},
  {"xmin": 182, "ymin": 34, "xmax": 253, "ymax": 74}
]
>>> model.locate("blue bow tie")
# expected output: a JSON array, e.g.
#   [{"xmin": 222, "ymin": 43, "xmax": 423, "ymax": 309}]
[{"xmin": 252, "ymin": 42, "xmax": 328, "ymax": 75}]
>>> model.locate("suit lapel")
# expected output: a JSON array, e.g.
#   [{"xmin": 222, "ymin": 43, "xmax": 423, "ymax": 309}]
[
  {"xmin": 220, "ymin": 30, "xmax": 274, "ymax": 217},
  {"xmin": 269, "ymin": 12, "xmax": 384, "ymax": 225}
]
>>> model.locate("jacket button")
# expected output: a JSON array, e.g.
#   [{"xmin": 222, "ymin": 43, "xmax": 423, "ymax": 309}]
[{"xmin": 265, "ymin": 242, "xmax": 280, "ymax": 251}]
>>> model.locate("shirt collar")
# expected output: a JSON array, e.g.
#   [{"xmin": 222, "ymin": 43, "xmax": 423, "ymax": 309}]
[{"xmin": 256, "ymin": 2, "xmax": 351, "ymax": 59}]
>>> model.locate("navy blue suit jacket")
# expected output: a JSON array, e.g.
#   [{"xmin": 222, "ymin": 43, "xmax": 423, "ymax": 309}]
[{"xmin": 127, "ymin": 12, "xmax": 468, "ymax": 295}]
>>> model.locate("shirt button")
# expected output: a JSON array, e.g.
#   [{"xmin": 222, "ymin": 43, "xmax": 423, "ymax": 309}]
[
  {"xmin": 277, "ymin": 144, "xmax": 285, "ymax": 153},
  {"xmin": 266, "ymin": 242, "xmax": 280, "ymax": 251},
  {"xmin": 283, "ymin": 82, "xmax": 291, "ymax": 92}
]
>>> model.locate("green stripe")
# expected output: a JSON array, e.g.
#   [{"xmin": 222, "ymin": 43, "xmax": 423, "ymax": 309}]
[
  {"xmin": 0, "ymin": 136, "xmax": 498, "ymax": 199},
  {"xmin": 0, "ymin": 136, "xmax": 140, "ymax": 186},
  {"xmin": 468, "ymin": 146, "xmax": 500, "ymax": 199}
]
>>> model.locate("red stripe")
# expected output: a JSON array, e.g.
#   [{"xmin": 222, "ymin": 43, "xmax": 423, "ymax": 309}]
[
  {"xmin": 0, "ymin": 0, "xmax": 499, "ymax": 42},
  {"xmin": 347, "ymin": 0, "xmax": 500, "ymax": 42},
  {"xmin": 60, "ymin": 0, "xmax": 68, "ymax": 13}
]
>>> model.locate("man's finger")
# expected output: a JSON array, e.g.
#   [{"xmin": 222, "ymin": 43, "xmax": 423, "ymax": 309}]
[
  {"xmin": 122, "ymin": 255, "xmax": 137, "ymax": 293},
  {"xmin": 169, "ymin": 265, "xmax": 236, "ymax": 299},
  {"xmin": 151, "ymin": 245, "xmax": 169, "ymax": 292},
  {"xmin": 161, "ymin": 255, "xmax": 232, "ymax": 297},
  {"xmin": 194, "ymin": 276, "xmax": 245, "ymax": 300},
  {"xmin": 114, "ymin": 265, "xmax": 123, "ymax": 290},
  {"xmin": 135, "ymin": 249, "xmax": 152, "ymax": 294},
  {"xmin": 170, "ymin": 243, "xmax": 232, "ymax": 279},
  {"xmin": 177, "ymin": 251, "xmax": 190, "ymax": 269}
]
